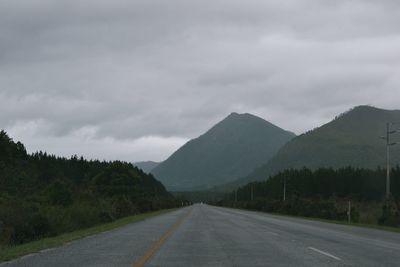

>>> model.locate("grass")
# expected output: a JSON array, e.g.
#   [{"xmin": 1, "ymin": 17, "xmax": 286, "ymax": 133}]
[
  {"xmin": 225, "ymin": 206, "xmax": 400, "ymax": 233},
  {"xmin": 293, "ymin": 215, "xmax": 400, "ymax": 233},
  {"xmin": 0, "ymin": 208, "xmax": 177, "ymax": 263}
]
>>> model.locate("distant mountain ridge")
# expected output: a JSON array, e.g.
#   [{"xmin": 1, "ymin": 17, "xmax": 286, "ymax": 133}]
[
  {"xmin": 134, "ymin": 161, "xmax": 160, "ymax": 173},
  {"xmin": 151, "ymin": 112, "xmax": 295, "ymax": 191},
  {"xmin": 223, "ymin": 105, "xmax": 400, "ymax": 189}
]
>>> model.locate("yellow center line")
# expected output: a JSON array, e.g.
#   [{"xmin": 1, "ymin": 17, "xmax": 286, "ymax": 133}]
[{"xmin": 132, "ymin": 208, "xmax": 192, "ymax": 267}]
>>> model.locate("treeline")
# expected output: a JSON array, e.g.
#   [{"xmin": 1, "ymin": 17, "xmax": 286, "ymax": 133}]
[
  {"xmin": 173, "ymin": 191, "xmax": 225, "ymax": 204},
  {"xmin": 0, "ymin": 131, "xmax": 182, "ymax": 246},
  {"xmin": 216, "ymin": 167, "xmax": 400, "ymax": 226}
]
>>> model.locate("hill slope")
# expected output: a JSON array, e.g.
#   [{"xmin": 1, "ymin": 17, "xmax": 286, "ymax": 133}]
[
  {"xmin": 151, "ymin": 112, "xmax": 295, "ymax": 191},
  {"xmin": 227, "ymin": 106, "xmax": 400, "ymax": 188},
  {"xmin": 134, "ymin": 161, "xmax": 160, "ymax": 173}
]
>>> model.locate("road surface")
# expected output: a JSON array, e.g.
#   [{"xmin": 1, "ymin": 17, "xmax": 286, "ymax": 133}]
[{"xmin": 2, "ymin": 204, "xmax": 400, "ymax": 266}]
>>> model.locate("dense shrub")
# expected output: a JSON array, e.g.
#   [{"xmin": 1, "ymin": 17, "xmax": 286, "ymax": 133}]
[
  {"xmin": 0, "ymin": 131, "xmax": 181, "ymax": 246},
  {"xmin": 379, "ymin": 198, "xmax": 400, "ymax": 227}
]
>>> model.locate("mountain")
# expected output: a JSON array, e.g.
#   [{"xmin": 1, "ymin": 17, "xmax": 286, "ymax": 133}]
[
  {"xmin": 151, "ymin": 112, "xmax": 295, "ymax": 191},
  {"xmin": 226, "ymin": 105, "xmax": 400, "ymax": 189},
  {"xmin": 134, "ymin": 161, "xmax": 160, "ymax": 173}
]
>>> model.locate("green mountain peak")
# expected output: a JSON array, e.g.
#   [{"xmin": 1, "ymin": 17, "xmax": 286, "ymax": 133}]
[{"xmin": 151, "ymin": 113, "xmax": 295, "ymax": 191}]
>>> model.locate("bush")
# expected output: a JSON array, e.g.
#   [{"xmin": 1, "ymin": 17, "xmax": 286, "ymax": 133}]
[
  {"xmin": 379, "ymin": 198, "xmax": 400, "ymax": 227},
  {"xmin": 112, "ymin": 197, "xmax": 136, "ymax": 218},
  {"xmin": 46, "ymin": 181, "xmax": 72, "ymax": 207},
  {"xmin": 0, "ymin": 199, "xmax": 51, "ymax": 245}
]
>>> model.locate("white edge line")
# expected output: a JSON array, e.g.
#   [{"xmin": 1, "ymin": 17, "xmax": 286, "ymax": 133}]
[{"xmin": 308, "ymin": 247, "xmax": 341, "ymax": 261}]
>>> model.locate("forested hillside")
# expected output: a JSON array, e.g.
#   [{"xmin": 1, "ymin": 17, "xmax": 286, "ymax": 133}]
[
  {"xmin": 0, "ymin": 131, "xmax": 180, "ymax": 246},
  {"xmin": 224, "ymin": 106, "xmax": 400, "ymax": 189}
]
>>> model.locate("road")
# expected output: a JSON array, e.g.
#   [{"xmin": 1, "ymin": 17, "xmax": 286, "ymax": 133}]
[{"xmin": 2, "ymin": 204, "xmax": 400, "ymax": 266}]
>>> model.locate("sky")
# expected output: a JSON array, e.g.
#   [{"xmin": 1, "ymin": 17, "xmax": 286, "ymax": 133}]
[{"xmin": 1, "ymin": 0, "xmax": 400, "ymax": 162}]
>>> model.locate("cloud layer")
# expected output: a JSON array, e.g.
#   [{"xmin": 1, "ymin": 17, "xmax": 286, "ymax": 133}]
[{"xmin": 1, "ymin": 0, "xmax": 400, "ymax": 161}]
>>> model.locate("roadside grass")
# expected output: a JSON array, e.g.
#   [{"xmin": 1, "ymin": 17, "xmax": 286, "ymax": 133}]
[
  {"xmin": 223, "ymin": 206, "xmax": 400, "ymax": 233},
  {"xmin": 297, "ymin": 216, "xmax": 400, "ymax": 233},
  {"xmin": 275, "ymin": 212, "xmax": 400, "ymax": 233},
  {"xmin": 0, "ymin": 208, "xmax": 177, "ymax": 263}
]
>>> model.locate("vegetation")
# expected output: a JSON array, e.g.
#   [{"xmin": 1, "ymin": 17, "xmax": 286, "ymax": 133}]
[
  {"xmin": 225, "ymin": 105, "xmax": 400, "ymax": 189},
  {"xmin": 216, "ymin": 167, "xmax": 400, "ymax": 227},
  {"xmin": 0, "ymin": 209, "xmax": 175, "ymax": 262},
  {"xmin": 152, "ymin": 112, "xmax": 295, "ymax": 191},
  {"xmin": 0, "ymin": 130, "xmax": 182, "ymax": 248}
]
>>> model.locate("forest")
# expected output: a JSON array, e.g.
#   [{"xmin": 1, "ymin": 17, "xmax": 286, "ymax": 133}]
[
  {"xmin": 0, "ymin": 131, "xmax": 182, "ymax": 247},
  {"xmin": 217, "ymin": 167, "xmax": 400, "ymax": 226}
]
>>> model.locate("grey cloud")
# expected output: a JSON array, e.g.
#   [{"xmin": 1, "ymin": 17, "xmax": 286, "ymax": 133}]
[{"xmin": 1, "ymin": 0, "xmax": 400, "ymax": 161}]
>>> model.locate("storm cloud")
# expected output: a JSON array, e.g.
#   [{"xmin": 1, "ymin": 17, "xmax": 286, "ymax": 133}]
[{"xmin": 1, "ymin": 0, "xmax": 400, "ymax": 161}]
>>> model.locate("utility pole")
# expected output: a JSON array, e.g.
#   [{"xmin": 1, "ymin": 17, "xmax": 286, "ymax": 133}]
[
  {"xmin": 283, "ymin": 176, "xmax": 286, "ymax": 201},
  {"xmin": 251, "ymin": 185, "xmax": 254, "ymax": 201},
  {"xmin": 347, "ymin": 200, "xmax": 351, "ymax": 223},
  {"xmin": 381, "ymin": 123, "xmax": 398, "ymax": 199}
]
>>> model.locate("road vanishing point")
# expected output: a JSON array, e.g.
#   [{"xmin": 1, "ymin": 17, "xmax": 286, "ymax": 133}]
[{"xmin": 2, "ymin": 204, "xmax": 400, "ymax": 267}]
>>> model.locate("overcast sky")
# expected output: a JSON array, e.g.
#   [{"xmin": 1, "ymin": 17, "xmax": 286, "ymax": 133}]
[{"xmin": 1, "ymin": 0, "xmax": 400, "ymax": 162}]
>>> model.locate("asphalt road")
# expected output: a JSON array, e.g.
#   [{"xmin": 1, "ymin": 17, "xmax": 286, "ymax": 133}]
[{"xmin": 3, "ymin": 204, "xmax": 400, "ymax": 266}]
